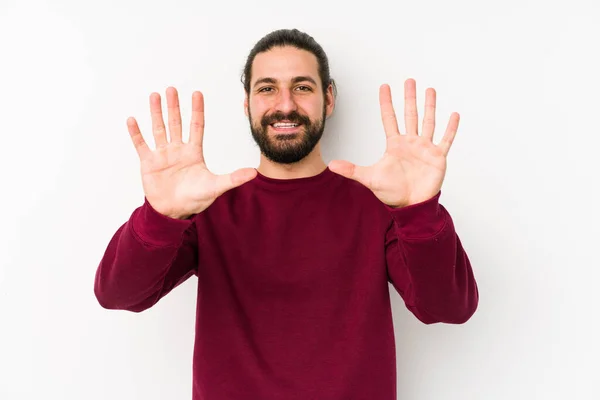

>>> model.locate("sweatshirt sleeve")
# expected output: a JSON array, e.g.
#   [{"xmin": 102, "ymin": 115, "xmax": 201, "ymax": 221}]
[
  {"xmin": 384, "ymin": 191, "xmax": 479, "ymax": 324},
  {"xmin": 94, "ymin": 197, "xmax": 199, "ymax": 313}
]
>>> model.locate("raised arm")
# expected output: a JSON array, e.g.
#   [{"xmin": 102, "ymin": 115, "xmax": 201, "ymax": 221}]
[
  {"xmin": 328, "ymin": 79, "xmax": 478, "ymax": 323},
  {"xmin": 94, "ymin": 198, "xmax": 198, "ymax": 312},
  {"xmin": 384, "ymin": 192, "xmax": 478, "ymax": 324},
  {"xmin": 94, "ymin": 87, "xmax": 256, "ymax": 312}
]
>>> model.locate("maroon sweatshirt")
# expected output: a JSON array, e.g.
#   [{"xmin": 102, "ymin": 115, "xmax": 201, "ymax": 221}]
[{"xmin": 94, "ymin": 167, "xmax": 478, "ymax": 400}]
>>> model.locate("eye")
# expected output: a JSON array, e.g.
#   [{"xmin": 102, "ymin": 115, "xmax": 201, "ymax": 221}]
[
  {"xmin": 258, "ymin": 87, "xmax": 273, "ymax": 93},
  {"xmin": 296, "ymin": 85, "xmax": 312, "ymax": 91}
]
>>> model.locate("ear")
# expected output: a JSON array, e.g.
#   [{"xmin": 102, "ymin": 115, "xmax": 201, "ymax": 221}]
[
  {"xmin": 244, "ymin": 93, "xmax": 249, "ymax": 117},
  {"xmin": 325, "ymin": 83, "xmax": 335, "ymax": 118}
]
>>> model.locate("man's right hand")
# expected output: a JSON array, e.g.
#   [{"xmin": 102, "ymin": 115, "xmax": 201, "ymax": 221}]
[{"xmin": 127, "ymin": 87, "xmax": 257, "ymax": 220}]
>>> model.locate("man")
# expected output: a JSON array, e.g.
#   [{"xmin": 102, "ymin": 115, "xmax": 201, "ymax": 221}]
[{"xmin": 94, "ymin": 28, "xmax": 478, "ymax": 399}]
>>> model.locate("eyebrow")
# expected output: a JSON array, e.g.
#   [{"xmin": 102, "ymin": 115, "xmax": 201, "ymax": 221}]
[{"xmin": 253, "ymin": 76, "xmax": 318, "ymax": 88}]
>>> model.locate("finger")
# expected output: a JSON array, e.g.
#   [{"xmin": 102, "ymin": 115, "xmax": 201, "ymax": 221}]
[
  {"xmin": 126, "ymin": 117, "xmax": 151, "ymax": 160},
  {"xmin": 379, "ymin": 84, "xmax": 400, "ymax": 139},
  {"xmin": 439, "ymin": 112, "xmax": 460, "ymax": 156},
  {"xmin": 328, "ymin": 160, "xmax": 371, "ymax": 187},
  {"xmin": 149, "ymin": 92, "xmax": 168, "ymax": 148},
  {"xmin": 189, "ymin": 91, "xmax": 205, "ymax": 150},
  {"xmin": 214, "ymin": 168, "xmax": 257, "ymax": 196},
  {"xmin": 404, "ymin": 78, "xmax": 418, "ymax": 136},
  {"xmin": 166, "ymin": 87, "xmax": 183, "ymax": 143},
  {"xmin": 422, "ymin": 87, "xmax": 436, "ymax": 142}
]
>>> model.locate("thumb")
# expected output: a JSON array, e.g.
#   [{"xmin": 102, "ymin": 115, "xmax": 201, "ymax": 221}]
[
  {"xmin": 215, "ymin": 167, "xmax": 257, "ymax": 196},
  {"xmin": 328, "ymin": 160, "xmax": 370, "ymax": 187}
]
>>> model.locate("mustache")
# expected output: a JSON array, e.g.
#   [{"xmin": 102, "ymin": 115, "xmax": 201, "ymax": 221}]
[{"xmin": 261, "ymin": 111, "xmax": 311, "ymax": 127}]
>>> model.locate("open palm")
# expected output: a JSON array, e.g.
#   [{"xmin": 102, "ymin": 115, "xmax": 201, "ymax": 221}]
[
  {"xmin": 127, "ymin": 87, "xmax": 256, "ymax": 219},
  {"xmin": 328, "ymin": 79, "xmax": 460, "ymax": 208}
]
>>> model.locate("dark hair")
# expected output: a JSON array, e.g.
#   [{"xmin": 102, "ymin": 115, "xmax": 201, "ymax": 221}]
[{"xmin": 241, "ymin": 28, "xmax": 336, "ymax": 97}]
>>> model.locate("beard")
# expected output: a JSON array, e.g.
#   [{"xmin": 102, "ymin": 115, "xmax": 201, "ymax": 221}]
[{"xmin": 248, "ymin": 106, "xmax": 326, "ymax": 164}]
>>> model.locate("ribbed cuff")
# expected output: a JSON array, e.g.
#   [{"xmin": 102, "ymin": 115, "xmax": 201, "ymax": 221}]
[
  {"xmin": 385, "ymin": 191, "xmax": 446, "ymax": 239},
  {"xmin": 130, "ymin": 197, "xmax": 194, "ymax": 247}
]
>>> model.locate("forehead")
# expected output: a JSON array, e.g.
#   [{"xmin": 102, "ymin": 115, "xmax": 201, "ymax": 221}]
[{"xmin": 251, "ymin": 46, "xmax": 320, "ymax": 86}]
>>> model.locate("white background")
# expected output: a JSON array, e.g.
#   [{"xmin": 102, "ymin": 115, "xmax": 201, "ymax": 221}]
[{"xmin": 1, "ymin": 0, "xmax": 599, "ymax": 399}]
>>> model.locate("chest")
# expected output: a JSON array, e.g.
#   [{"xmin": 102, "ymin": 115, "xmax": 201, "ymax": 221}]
[{"xmin": 196, "ymin": 198, "xmax": 386, "ymax": 299}]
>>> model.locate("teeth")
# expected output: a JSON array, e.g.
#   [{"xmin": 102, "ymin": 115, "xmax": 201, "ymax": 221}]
[{"xmin": 273, "ymin": 123, "xmax": 299, "ymax": 128}]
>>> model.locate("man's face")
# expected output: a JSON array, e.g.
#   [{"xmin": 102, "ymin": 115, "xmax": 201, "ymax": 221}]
[{"xmin": 245, "ymin": 46, "xmax": 334, "ymax": 164}]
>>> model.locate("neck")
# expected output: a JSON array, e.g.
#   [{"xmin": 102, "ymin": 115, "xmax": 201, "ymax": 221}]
[{"xmin": 256, "ymin": 143, "xmax": 327, "ymax": 179}]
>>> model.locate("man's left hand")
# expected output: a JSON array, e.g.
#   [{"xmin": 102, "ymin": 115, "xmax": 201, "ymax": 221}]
[{"xmin": 328, "ymin": 78, "xmax": 460, "ymax": 208}]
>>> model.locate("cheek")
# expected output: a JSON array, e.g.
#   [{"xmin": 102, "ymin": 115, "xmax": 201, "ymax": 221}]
[
  {"xmin": 299, "ymin": 99, "xmax": 324, "ymax": 119},
  {"xmin": 249, "ymin": 99, "xmax": 270, "ymax": 117}
]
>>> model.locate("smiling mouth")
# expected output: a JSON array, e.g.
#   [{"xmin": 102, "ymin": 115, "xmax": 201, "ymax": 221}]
[{"xmin": 270, "ymin": 122, "xmax": 302, "ymax": 133}]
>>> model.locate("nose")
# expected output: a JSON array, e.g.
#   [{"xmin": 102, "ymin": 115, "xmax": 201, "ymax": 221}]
[{"xmin": 274, "ymin": 88, "xmax": 297, "ymax": 114}]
